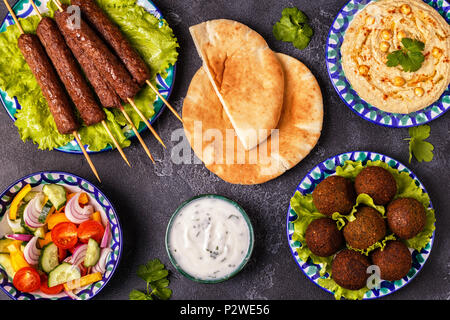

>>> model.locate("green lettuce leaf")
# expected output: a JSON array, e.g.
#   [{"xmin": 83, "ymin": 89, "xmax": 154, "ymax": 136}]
[
  {"xmin": 290, "ymin": 191, "xmax": 331, "ymax": 275},
  {"xmin": 317, "ymin": 277, "xmax": 368, "ymax": 300},
  {"xmin": 78, "ymin": 109, "xmax": 130, "ymax": 150},
  {"xmin": 347, "ymin": 233, "xmax": 397, "ymax": 256},
  {"xmin": 0, "ymin": 0, "xmax": 178, "ymax": 151}
]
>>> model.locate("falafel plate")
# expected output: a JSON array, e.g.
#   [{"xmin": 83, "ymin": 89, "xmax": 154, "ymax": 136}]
[{"xmin": 286, "ymin": 151, "xmax": 435, "ymax": 300}]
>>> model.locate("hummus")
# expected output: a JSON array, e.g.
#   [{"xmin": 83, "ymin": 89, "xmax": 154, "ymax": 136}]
[{"xmin": 341, "ymin": 0, "xmax": 450, "ymax": 114}]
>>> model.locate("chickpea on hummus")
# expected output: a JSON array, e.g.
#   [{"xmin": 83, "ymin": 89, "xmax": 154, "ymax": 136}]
[{"xmin": 341, "ymin": 0, "xmax": 450, "ymax": 114}]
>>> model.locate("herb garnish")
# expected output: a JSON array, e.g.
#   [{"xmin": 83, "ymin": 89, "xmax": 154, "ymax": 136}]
[
  {"xmin": 405, "ymin": 125, "xmax": 434, "ymax": 163},
  {"xmin": 273, "ymin": 7, "xmax": 313, "ymax": 50},
  {"xmin": 129, "ymin": 259, "xmax": 172, "ymax": 300},
  {"xmin": 386, "ymin": 38, "xmax": 425, "ymax": 72}
]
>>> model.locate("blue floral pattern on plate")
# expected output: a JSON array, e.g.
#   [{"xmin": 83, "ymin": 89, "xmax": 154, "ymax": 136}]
[
  {"xmin": 326, "ymin": 0, "xmax": 450, "ymax": 128},
  {"xmin": 0, "ymin": 172, "xmax": 123, "ymax": 300},
  {"xmin": 286, "ymin": 151, "xmax": 434, "ymax": 299},
  {"xmin": 0, "ymin": 0, "xmax": 176, "ymax": 154}
]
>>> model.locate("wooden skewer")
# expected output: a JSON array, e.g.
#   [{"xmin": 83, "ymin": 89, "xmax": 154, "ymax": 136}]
[
  {"xmin": 53, "ymin": 0, "xmax": 63, "ymax": 11},
  {"xmin": 146, "ymin": 80, "xmax": 182, "ymax": 123},
  {"xmin": 101, "ymin": 121, "xmax": 131, "ymax": 167},
  {"xmin": 36, "ymin": 0, "xmax": 131, "ymax": 167},
  {"xmin": 4, "ymin": 0, "xmax": 102, "ymax": 182},
  {"xmin": 127, "ymin": 98, "xmax": 166, "ymax": 148},
  {"xmin": 101, "ymin": 120, "xmax": 132, "ymax": 167},
  {"xmin": 29, "ymin": 0, "xmax": 41, "ymax": 19},
  {"xmin": 119, "ymin": 106, "xmax": 155, "ymax": 163},
  {"xmin": 73, "ymin": 131, "xmax": 101, "ymax": 182}
]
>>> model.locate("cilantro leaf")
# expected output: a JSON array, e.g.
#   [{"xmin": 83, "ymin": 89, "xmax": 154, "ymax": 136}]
[
  {"xmin": 386, "ymin": 38, "xmax": 425, "ymax": 72},
  {"xmin": 402, "ymin": 38, "xmax": 425, "ymax": 52},
  {"xmin": 137, "ymin": 259, "xmax": 169, "ymax": 283},
  {"xmin": 130, "ymin": 259, "xmax": 172, "ymax": 301},
  {"xmin": 129, "ymin": 289, "xmax": 152, "ymax": 300},
  {"xmin": 273, "ymin": 7, "xmax": 313, "ymax": 50},
  {"xmin": 405, "ymin": 125, "xmax": 434, "ymax": 163}
]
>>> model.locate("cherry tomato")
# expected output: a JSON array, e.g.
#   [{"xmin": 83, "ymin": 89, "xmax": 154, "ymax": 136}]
[
  {"xmin": 58, "ymin": 247, "xmax": 67, "ymax": 262},
  {"xmin": 39, "ymin": 274, "xmax": 64, "ymax": 295},
  {"xmin": 77, "ymin": 220, "xmax": 105, "ymax": 244},
  {"xmin": 13, "ymin": 267, "xmax": 40, "ymax": 293},
  {"xmin": 51, "ymin": 222, "xmax": 78, "ymax": 249}
]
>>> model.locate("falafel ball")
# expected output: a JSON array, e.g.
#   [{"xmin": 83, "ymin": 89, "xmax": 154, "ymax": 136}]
[
  {"xmin": 355, "ymin": 166, "xmax": 397, "ymax": 205},
  {"xmin": 312, "ymin": 176, "xmax": 356, "ymax": 216},
  {"xmin": 305, "ymin": 218, "xmax": 344, "ymax": 257},
  {"xmin": 343, "ymin": 207, "xmax": 386, "ymax": 250},
  {"xmin": 332, "ymin": 249, "xmax": 371, "ymax": 290},
  {"xmin": 371, "ymin": 241, "xmax": 412, "ymax": 281},
  {"xmin": 387, "ymin": 198, "xmax": 426, "ymax": 239}
]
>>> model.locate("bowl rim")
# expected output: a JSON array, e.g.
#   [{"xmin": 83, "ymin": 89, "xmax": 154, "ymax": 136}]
[
  {"xmin": 0, "ymin": 170, "xmax": 123, "ymax": 300},
  {"xmin": 285, "ymin": 151, "xmax": 435, "ymax": 300},
  {"xmin": 165, "ymin": 194, "xmax": 254, "ymax": 284}
]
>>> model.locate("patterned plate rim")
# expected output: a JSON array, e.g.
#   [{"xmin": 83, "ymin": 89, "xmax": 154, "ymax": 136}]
[
  {"xmin": 325, "ymin": 0, "xmax": 450, "ymax": 128},
  {"xmin": 285, "ymin": 151, "xmax": 435, "ymax": 300},
  {"xmin": 0, "ymin": 0, "xmax": 177, "ymax": 154},
  {"xmin": 0, "ymin": 171, "xmax": 123, "ymax": 300}
]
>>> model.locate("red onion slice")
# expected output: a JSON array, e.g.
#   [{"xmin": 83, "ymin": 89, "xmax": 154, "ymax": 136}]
[
  {"xmin": 5, "ymin": 234, "xmax": 33, "ymax": 242},
  {"xmin": 69, "ymin": 244, "xmax": 88, "ymax": 266},
  {"xmin": 65, "ymin": 193, "xmax": 94, "ymax": 224},
  {"xmin": 23, "ymin": 236, "xmax": 41, "ymax": 265},
  {"xmin": 92, "ymin": 248, "xmax": 112, "ymax": 274},
  {"xmin": 23, "ymin": 197, "xmax": 45, "ymax": 229},
  {"xmin": 100, "ymin": 222, "xmax": 111, "ymax": 248}
]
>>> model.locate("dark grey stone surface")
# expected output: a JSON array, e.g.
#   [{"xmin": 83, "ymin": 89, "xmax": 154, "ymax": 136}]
[{"xmin": 0, "ymin": 0, "xmax": 448, "ymax": 300}]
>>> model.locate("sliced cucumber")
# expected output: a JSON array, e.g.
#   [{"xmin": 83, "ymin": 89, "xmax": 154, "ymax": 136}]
[
  {"xmin": 0, "ymin": 253, "xmax": 15, "ymax": 279},
  {"xmin": 23, "ymin": 191, "xmax": 40, "ymax": 203},
  {"xmin": 48, "ymin": 263, "xmax": 81, "ymax": 287},
  {"xmin": 38, "ymin": 200, "xmax": 54, "ymax": 224},
  {"xmin": 43, "ymin": 185, "xmax": 66, "ymax": 211},
  {"xmin": 34, "ymin": 227, "xmax": 46, "ymax": 239},
  {"xmin": 84, "ymin": 238, "xmax": 100, "ymax": 267},
  {"xmin": 20, "ymin": 242, "xmax": 27, "ymax": 252},
  {"xmin": 0, "ymin": 239, "xmax": 15, "ymax": 254},
  {"xmin": 39, "ymin": 242, "xmax": 59, "ymax": 273}
]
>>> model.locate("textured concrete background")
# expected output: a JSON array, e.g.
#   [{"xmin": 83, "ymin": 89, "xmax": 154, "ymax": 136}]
[{"xmin": 0, "ymin": 0, "xmax": 449, "ymax": 300}]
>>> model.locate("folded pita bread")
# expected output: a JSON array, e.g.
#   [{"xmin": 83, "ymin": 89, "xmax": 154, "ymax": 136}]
[
  {"xmin": 189, "ymin": 19, "xmax": 284, "ymax": 150},
  {"xmin": 183, "ymin": 53, "xmax": 323, "ymax": 185}
]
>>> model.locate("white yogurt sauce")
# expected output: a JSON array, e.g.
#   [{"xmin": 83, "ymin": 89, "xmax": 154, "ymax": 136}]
[{"xmin": 168, "ymin": 197, "xmax": 251, "ymax": 280}]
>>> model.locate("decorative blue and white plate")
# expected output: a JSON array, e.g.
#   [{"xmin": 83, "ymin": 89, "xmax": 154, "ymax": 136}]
[
  {"xmin": 0, "ymin": 172, "xmax": 123, "ymax": 300},
  {"xmin": 286, "ymin": 151, "xmax": 434, "ymax": 299},
  {"xmin": 326, "ymin": 0, "xmax": 450, "ymax": 127},
  {"xmin": 0, "ymin": 0, "xmax": 176, "ymax": 154}
]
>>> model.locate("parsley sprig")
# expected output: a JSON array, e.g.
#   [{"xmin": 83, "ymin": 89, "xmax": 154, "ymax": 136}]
[
  {"xmin": 129, "ymin": 259, "xmax": 172, "ymax": 300},
  {"xmin": 273, "ymin": 7, "xmax": 313, "ymax": 50},
  {"xmin": 405, "ymin": 125, "xmax": 434, "ymax": 163},
  {"xmin": 386, "ymin": 38, "xmax": 425, "ymax": 72}
]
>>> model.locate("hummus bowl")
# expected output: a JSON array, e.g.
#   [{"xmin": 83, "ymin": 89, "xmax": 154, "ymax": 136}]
[{"xmin": 326, "ymin": 0, "xmax": 450, "ymax": 127}]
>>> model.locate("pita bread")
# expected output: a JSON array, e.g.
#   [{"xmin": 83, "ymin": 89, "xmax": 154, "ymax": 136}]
[
  {"xmin": 189, "ymin": 19, "xmax": 284, "ymax": 150},
  {"xmin": 182, "ymin": 53, "xmax": 323, "ymax": 185}
]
